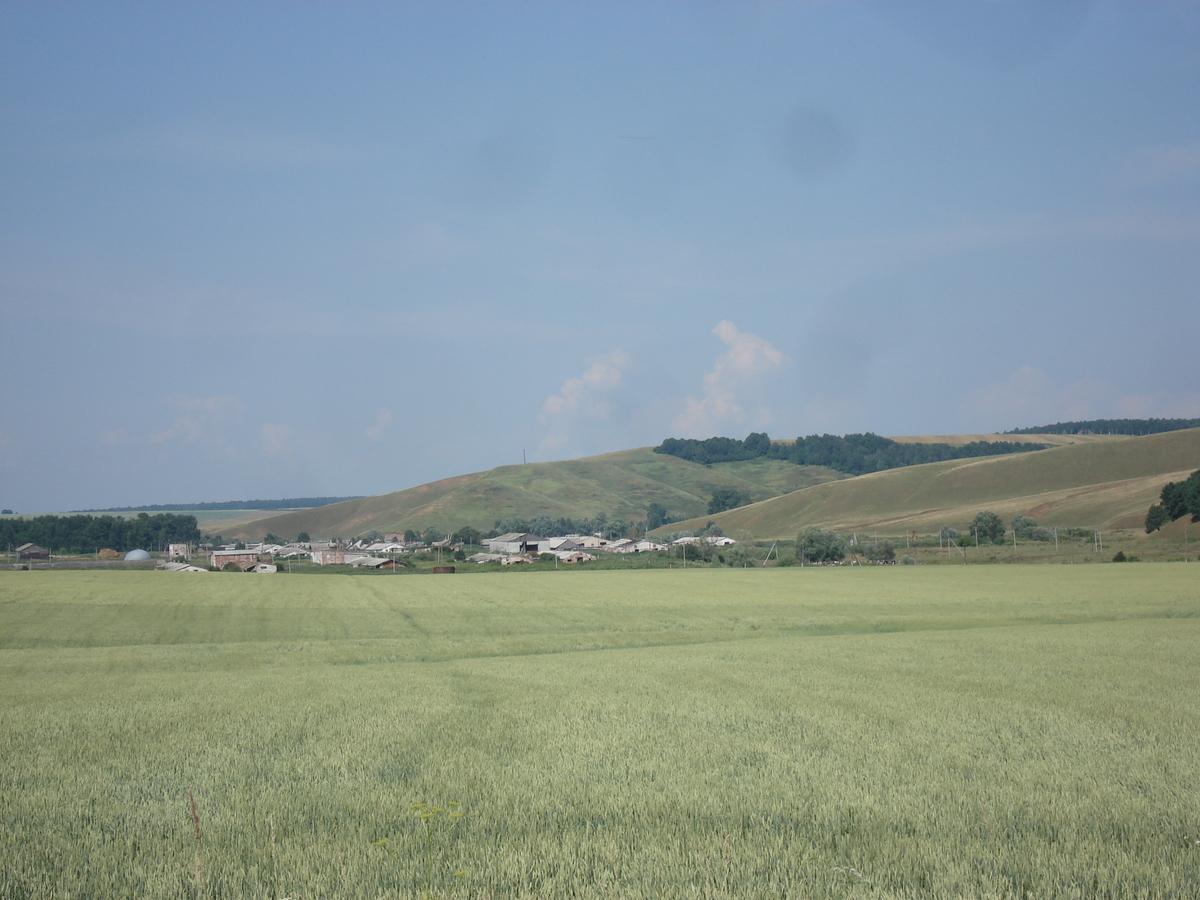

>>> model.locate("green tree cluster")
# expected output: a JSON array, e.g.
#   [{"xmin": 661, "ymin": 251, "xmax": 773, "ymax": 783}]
[
  {"xmin": 707, "ymin": 488, "xmax": 751, "ymax": 515},
  {"xmin": 862, "ymin": 539, "xmax": 896, "ymax": 562},
  {"xmin": 971, "ymin": 510, "xmax": 1005, "ymax": 544},
  {"xmin": 655, "ymin": 432, "xmax": 1047, "ymax": 476},
  {"xmin": 1005, "ymin": 418, "xmax": 1200, "ymax": 436},
  {"xmin": 645, "ymin": 502, "xmax": 669, "ymax": 531},
  {"xmin": 491, "ymin": 513, "xmax": 629, "ymax": 540},
  {"xmin": 0, "ymin": 513, "xmax": 200, "ymax": 554},
  {"xmin": 1145, "ymin": 468, "xmax": 1200, "ymax": 532},
  {"xmin": 795, "ymin": 527, "xmax": 849, "ymax": 564},
  {"xmin": 1011, "ymin": 516, "xmax": 1038, "ymax": 539}
]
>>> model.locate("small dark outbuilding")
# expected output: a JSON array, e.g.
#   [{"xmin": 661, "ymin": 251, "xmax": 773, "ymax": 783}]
[{"xmin": 15, "ymin": 543, "xmax": 49, "ymax": 560}]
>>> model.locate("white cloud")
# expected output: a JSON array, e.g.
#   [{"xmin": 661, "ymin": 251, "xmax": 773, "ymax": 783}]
[
  {"xmin": 540, "ymin": 350, "xmax": 633, "ymax": 451},
  {"xmin": 150, "ymin": 396, "xmax": 244, "ymax": 445},
  {"xmin": 364, "ymin": 408, "xmax": 394, "ymax": 441},
  {"xmin": 671, "ymin": 321, "xmax": 789, "ymax": 437},
  {"xmin": 962, "ymin": 366, "xmax": 1200, "ymax": 430}
]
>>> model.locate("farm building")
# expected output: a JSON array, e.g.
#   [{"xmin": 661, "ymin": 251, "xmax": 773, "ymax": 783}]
[
  {"xmin": 608, "ymin": 539, "xmax": 668, "ymax": 554},
  {"xmin": 158, "ymin": 561, "xmax": 208, "ymax": 573},
  {"xmin": 210, "ymin": 549, "xmax": 263, "ymax": 569},
  {"xmin": 310, "ymin": 549, "xmax": 346, "ymax": 566},
  {"xmin": 167, "ymin": 543, "xmax": 191, "ymax": 560},
  {"xmin": 484, "ymin": 533, "xmax": 548, "ymax": 554},
  {"xmin": 346, "ymin": 555, "xmax": 399, "ymax": 569},
  {"xmin": 15, "ymin": 543, "xmax": 49, "ymax": 560},
  {"xmin": 565, "ymin": 534, "xmax": 610, "ymax": 549},
  {"xmin": 559, "ymin": 551, "xmax": 597, "ymax": 564}
]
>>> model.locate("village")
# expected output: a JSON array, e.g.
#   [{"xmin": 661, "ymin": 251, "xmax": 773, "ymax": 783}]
[{"xmin": 204, "ymin": 530, "xmax": 738, "ymax": 571}]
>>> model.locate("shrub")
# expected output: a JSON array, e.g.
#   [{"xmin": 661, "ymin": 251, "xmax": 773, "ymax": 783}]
[
  {"xmin": 970, "ymin": 511, "xmax": 1005, "ymax": 544},
  {"xmin": 707, "ymin": 488, "xmax": 750, "ymax": 515},
  {"xmin": 1011, "ymin": 516, "xmax": 1037, "ymax": 539},
  {"xmin": 795, "ymin": 527, "xmax": 848, "ymax": 564},
  {"xmin": 863, "ymin": 540, "xmax": 896, "ymax": 562},
  {"xmin": 900, "ymin": 554, "xmax": 917, "ymax": 565},
  {"xmin": 1028, "ymin": 527, "xmax": 1055, "ymax": 542},
  {"xmin": 1112, "ymin": 551, "xmax": 1127, "ymax": 563}
]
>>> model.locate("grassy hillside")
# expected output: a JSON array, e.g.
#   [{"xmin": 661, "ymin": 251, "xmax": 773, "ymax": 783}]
[
  {"xmin": 229, "ymin": 449, "xmax": 843, "ymax": 540},
  {"xmin": 674, "ymin": 427, "xmax": 1200, "ymax": 540}
]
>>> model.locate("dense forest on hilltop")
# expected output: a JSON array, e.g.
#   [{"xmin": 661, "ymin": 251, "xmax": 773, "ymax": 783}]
[
  {"xmin": 655, "ymin": 432, "xmax": 1047, "ymax": 477},
  {"xmin": 1, "ymin": 513, "xmax": 201, "ymax": 554},
  {"xmin": 1005, "ymin": 418, "xmax": 1200, "ymax": 436}
]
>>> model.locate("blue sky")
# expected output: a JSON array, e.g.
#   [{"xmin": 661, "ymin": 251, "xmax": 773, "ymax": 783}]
[{"xmin": 2, "ymin": 1, "xmax": 1198, "ymax": 511}]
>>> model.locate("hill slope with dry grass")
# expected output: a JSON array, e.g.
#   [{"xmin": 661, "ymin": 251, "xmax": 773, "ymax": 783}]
[{"xmin": 669, "ymin": 428, "xmax": 1200, "ymax": 540}]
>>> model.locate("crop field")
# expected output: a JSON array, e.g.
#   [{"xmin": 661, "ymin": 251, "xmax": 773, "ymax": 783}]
[{"xmin": 2, "ymin": 566, "xmax": 1198, "ymax": 899}]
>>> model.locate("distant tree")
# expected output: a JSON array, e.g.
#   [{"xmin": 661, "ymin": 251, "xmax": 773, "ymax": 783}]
[
  {"xmin": 422, "ymin": 526, "xmax": 444, "ymax": 544},
  {"xmin": 527, "ymin": 514, "xmax": 554, "ymax": 537},
  {"xmin": 645, "ymin": 502, "xmax": 669, "ymax": 531},
  {"xmin": 264, "ymin": 532, "xmax": 284, "ymax": 544},
  {"xmin": 939, "ymin": 525, "xmax": 959, "ymax": 542},
  {"xmin": 1028, "ymin": 527, "xmax": 1055, "ymax": 542},
  {"xmin": 1112, "ymin": 551, "xmax": 1127, "ymax": 562},
  {"xmin": 234, "ymin": 540, "xmax": 246, "ymax": 550},
  {"xmin": 707, "ymin": 487, "xmax": 750, "ymax": 515},
  {"xmin": 722, "ymin": 544, "xmax": 753, "ymax": 567},
  {"xmin": 1145, "ymin": 469, "xmax": 1200, "ymax": 532},
  {"xmin": 1011, "ymin": 516, "xmax": 1037, "ymax": 539},
  {"xmin": 971, "ymin": 510, "xmax": 1005, "ymax": 544},
  {"xmin": 1144, "ymin": 504, "xmax": 1170, "ymax": 533},
  {"xmin": 863, "ymin": 540, "xmax": 896, "ymax": 562},
  {"xmin": 452, "ymin": 526, "xmax": 482, "ymax": 546},
  {"xmin": 1, "ymin": 509, "xmax": 13, "ymax": 515},
  {"xmin": 404, "ymin": 530, "xmax": 419, "ymax": 543},
  {"xmin": 743, "ymin": 432, "xmax": 771, "ymax": 456},
  {"xmin": 296, "ymin": 532, "xmax": 310, "ymax": 543},
  {"xmin": 795, "ymin": 527, "xmax": 848, "ymax": 564}
]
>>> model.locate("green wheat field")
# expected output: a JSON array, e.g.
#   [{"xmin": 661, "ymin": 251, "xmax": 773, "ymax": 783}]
[{"xmin": 2, "ymin": 566, "xmax": 1198, "ymax": 899}]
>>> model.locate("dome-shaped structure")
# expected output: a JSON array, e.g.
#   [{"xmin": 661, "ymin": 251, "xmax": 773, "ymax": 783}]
[{"xmin": 124, "ymin": 549, "xmax": 151, "ymax": 561}]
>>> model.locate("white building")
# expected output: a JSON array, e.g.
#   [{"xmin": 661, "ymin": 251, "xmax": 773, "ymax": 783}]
[{"xmin": 483, "ymin": 533, "xmax": 547, "ymax": 554}]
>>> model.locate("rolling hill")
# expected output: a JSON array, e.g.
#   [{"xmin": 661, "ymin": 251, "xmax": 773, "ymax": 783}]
[
  {"xmin": 226, "ymin": 450, "xmax": 844, "ymax": 540},
  {"xmin": 224, "ymin": 429, "xmax": 1194, "ymax": 542},
  {"xmin": 670, "ymin": 428, "xmax": 1200, "ymax": 540}
]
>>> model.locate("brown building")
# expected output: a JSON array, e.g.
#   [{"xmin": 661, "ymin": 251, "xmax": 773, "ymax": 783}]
[{"xmin": 15, "ymin": 543, "xmax": 49, "ymax": 560}]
